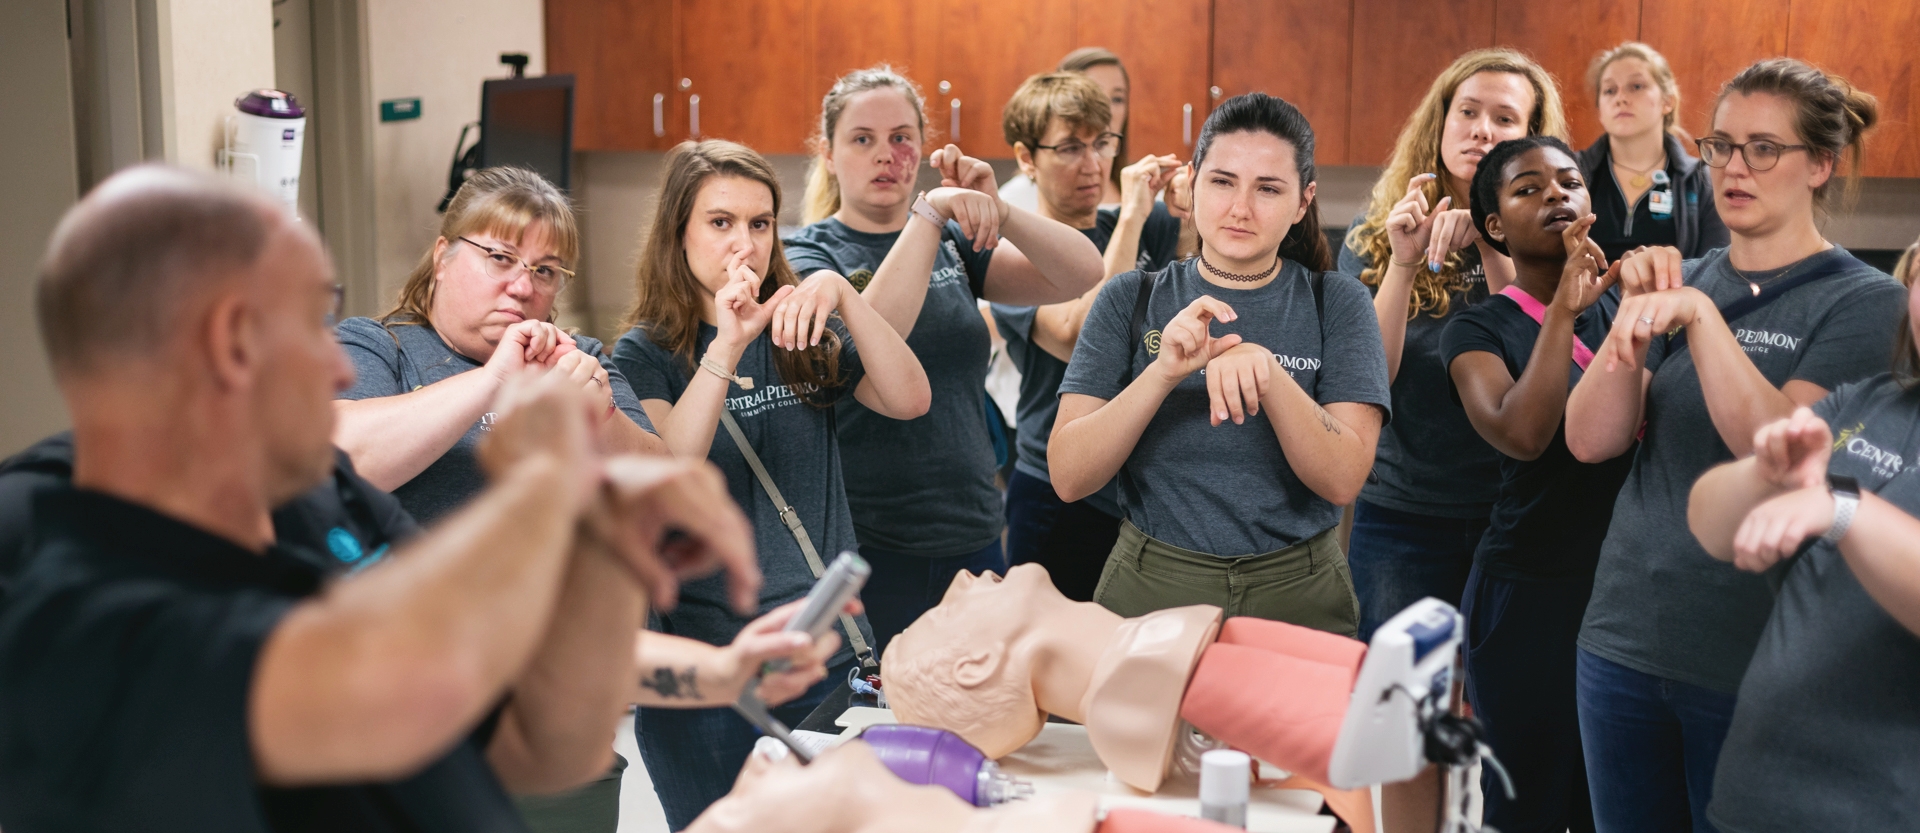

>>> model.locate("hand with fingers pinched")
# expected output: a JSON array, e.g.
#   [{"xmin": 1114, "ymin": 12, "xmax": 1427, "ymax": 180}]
[
  {"xmin": 1752, "ymin": 408, "xmax": 1834, "ymax": 491},
  {"xmin": 1165, "ymin": 164, "xmax": 1194, "ymax": 218},
  {"xmin": 1612, "ymin": 245, "xmax": 1686, "ymax": 298},
  {"xmin": 477, "ymin": 369, "xmax": 603, "ymax": 505},
  {"xmin": 767, "ymin": 270, "xmax": 852, "ymax": 351},
  {"xmin": 928, "ymin": 144, "xmax": 1000, "ymax": 196},
  {"xmin": 1119, "ymin": 154, "xmax": 1183, "ymax": 217},
  {"xmin": 590, "ymin": 454, "xmax": 761, "ymax": 615},
  {"xmin": 1153, "ymin": 296, "xmax": 1243, "ymax": 386},
  {"xmin": 1384, "ymin": 173, "xmax": 1440, "ymax": 268},
  {"xmin": 1552, "ymin": 215, "xmax": 1617, "ymax": 315},
  {"xmin": 489, "ymin": 320, "xmax": 575, "ymax": 380},
  {"xmin": 713, "ymin": 248, "xmax": 796, "ymax": 351},
  {"xmin": 1731, "ymin": 484, "xmax": 1834, "ymax": 573},
  {"xmin": 1205, "ymin": 342, "xmax": 1276, "ymax": 426},
  {"xmin": 926, "ymin": 186, "xmax": 1006, "ymax": 252},
  {"xmin": 551, "ymin": 349, "xmax": 616, "ymax": 428},
  {"xmin": 1597, "ymin": 285, "xmax": 1713, "ymax": 372}
]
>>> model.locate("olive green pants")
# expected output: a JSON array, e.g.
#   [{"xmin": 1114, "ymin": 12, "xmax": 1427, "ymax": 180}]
[
  {"xmin": 512, "ymin": 754, "xmax": 625, "ymax": 833},
  {"xmin": 1093, "ymin": 520, "xmax": 1360, "ymax": 638}
]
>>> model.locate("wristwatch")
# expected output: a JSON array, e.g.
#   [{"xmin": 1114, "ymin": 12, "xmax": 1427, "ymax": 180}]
[
  {"xmin": 1821, "ymin": 474, "xmax": 1860, "ymax": 545},
  {"xmin": 910, "ymin": 191, "xmax": 945, "ymax": 229}
]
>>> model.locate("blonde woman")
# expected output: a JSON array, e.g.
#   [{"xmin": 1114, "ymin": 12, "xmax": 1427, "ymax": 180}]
[
  {"xmin": 1337, "ymin": 48, "xmax": 1567, "ymax": 642},
  {"xmin": 785, "ymin": 65, "xmax": 1102, "ymax": 654},
  {"xmin": 334, "ymin": 167, "xmax": 663, "ymax": 524},
  {"xmin": 1580, "ymin": 42, "xmax": 1729, "ymax": 262}
]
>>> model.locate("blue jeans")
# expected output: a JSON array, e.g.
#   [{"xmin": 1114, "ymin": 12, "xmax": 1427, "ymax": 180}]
[
  {"xmin": 1005, "ymin": 470, "xmax": 1121, "ymax": 602},
  {"xmin": 1462, "ymin": 567, "xmax": 1594, "ymax": 833},
  {"xmin": 635, "ymin": 660, "xmax": 853, "ymax": 831},
  {"xmin": 859, "ymin": 540, "xmax": 1006, "ymax": 658},
  {"xmin": 1347, "ymin": 500, "xmax": 1488, "ymax": 641},
  {"xmin": 1576, "ymin": 648, "xmax": 1736, "ymax": 833}
]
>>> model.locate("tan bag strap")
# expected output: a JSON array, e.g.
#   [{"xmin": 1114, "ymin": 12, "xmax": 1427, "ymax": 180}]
[{"xmin": 718, "ymin": 409, "xmax": 877, "ymax": 671}]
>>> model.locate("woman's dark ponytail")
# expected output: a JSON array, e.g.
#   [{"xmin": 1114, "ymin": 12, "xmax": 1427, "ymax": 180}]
[{"xmin": 1191, "ymin": 93, "xmax": 1331, "ymax": 272}]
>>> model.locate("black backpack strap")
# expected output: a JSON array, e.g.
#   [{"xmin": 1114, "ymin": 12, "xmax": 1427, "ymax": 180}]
[
  {"xmin": 1121, "ymin": 268, "xmax": 1158, "ymax": 390},
  {"xmin": 1312, "ymin": 269, "xmax": 1327, "ymax": 339}
]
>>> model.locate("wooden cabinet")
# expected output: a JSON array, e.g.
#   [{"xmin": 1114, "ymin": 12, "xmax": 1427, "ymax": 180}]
[
  {"xmin": 1347, "ymin": 0, "xmax": 1494, "ymax": 167},
  {"xmin": 1787, "ymin": 0, "xmax": 1920, "ymax": 178},
  {"xmin": 675, "ymin": 0, "xmax": 814, "ymax": 152},
  {"xmin": 1494, "ymin": 0, "xmax": 1639, "ymax": 146},
  {"xmin": 544, "ymin": 0, "xmax": 676, "ymax": 152},
  {"xmin": 1640, "ymin": 0, "xmax": 1789, "ymax": 143},
  {"xmin": 551, "ymin": 0, "xmax": 1920, "ymax": 177},
  {"xmin": 1075, "ymin": 0, "xmax": 1212, "ymax": 160},
  {"xmin": 1211, "ymin": 0, "xmax": 1352, "ymax": 165}
]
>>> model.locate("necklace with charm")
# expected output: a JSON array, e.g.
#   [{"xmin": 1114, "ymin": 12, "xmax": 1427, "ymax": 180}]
[
  {"xmin": 1733, "ymin": 261, "xmax": 1803, "ymax": 297},
  {"xmin": 1615, "ymin": 155, "xmax": 1666, "ymax": 190}
]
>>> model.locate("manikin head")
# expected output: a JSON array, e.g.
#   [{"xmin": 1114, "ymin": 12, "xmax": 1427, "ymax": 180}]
[
  {"xmin": 686, "ymin": 741, "xmax": 1099, "ymax": 833},
  {"xmin": 883, "ymin": 564, "xmax": 1121, "ymax": 758}
]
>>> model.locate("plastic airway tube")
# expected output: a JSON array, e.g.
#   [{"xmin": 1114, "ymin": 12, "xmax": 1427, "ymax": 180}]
[{"xmin": 1200, "ymin": 749, "xmax": 1251, "ymax": 829}]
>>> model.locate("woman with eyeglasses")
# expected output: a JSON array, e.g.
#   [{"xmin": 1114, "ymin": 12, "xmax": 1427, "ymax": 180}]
[
  {"xmin": 1563, "ymin": 59, "xmax": 1902, "ymax": 832},
  {"xmin": 1000, "ymin": 47, "xmax": 1135, "ymax": 211},
  {"xmin": 990, "ymin": 71, "xmax": 1182, "ymax": 601},
  {"xmin": 783, "ymin": 66, "xmax": 1103, "ymax": 654},
  {"xmin": 334, "ymin": 167, "xmax": 664, "ymax": 525},
  {"xmin": 1578, "ymin": 42, "xmax": 1729, "ymax": 263}
]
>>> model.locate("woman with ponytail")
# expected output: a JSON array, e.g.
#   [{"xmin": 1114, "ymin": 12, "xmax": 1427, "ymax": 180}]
[
  {"xmin": 1565, "ymin": 58, "xmax": 1902, "ymax": 831},
  {"xmin": 1048, "ymin": 92, "xmax": 1390, "ymax": 635},
  {"xmin": 782, "ymin": 66, "xmax": 1103, "ymax": 654}
]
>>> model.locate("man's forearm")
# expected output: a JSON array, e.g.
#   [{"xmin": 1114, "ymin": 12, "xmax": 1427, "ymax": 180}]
[{"xmin": 487, "ymin": 532, "xmax": 644, "ymax": 794}]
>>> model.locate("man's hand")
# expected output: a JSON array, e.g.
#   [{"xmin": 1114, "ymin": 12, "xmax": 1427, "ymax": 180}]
[
  {"xmin": 477, "ymin": 370, "xmax": 600, "ymax": 505},
  {"xmin": 590, "ymin": 455, "xmax": 760, "ymax": 614}
]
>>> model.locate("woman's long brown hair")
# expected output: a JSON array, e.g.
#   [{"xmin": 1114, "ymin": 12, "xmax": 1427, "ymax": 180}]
[{"xmin": 623, "ymin": 140, "xmax": 844, "ymax": 406}]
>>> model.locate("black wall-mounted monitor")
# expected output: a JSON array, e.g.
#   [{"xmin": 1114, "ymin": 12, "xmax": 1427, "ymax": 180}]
[{"xmin": 479, "ymin": 74, "xmax": 575, "ymax": 191}]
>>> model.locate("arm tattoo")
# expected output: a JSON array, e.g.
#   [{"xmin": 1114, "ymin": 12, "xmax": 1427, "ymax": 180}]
[
  {"xmin": 1315, "ymin": 405, "xmax": 1342, "ymax": 435},
  {"xmin": 639, "ymin": 665, "xmax": 703, "ymax": 700}
]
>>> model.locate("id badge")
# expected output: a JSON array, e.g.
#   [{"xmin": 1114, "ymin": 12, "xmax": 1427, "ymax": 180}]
[{"xmin": 1649, "ymin": 189, "xmax": 1674, "ymax": 217}]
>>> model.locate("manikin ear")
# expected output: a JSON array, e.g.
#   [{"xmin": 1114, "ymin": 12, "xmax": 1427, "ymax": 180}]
[
  {"xmin": 202, "ymin": 293, "xmax": 259, "ymax": 392},
  {"xmin": 1483, "ymin": 213, "xmax": 1507, "ymax": 247},
  {"xmin": 1014, "ymin": 143, "xmax": 1037, "ymax": 179},
  {"xmin": 1292, "ymin": 180, "xmax": 1319, "ymax": 225},
  {"xmin": 951, "ymin": 648, "xmax": 1003, "ymax": 690}
]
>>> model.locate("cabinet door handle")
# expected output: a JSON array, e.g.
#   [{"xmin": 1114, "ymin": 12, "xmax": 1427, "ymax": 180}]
[
  {"xmin": 1183, "ymin": 103, "xmax": 1194, "ymax": 146},
  {"xmin": 653, "ymin": 93, "xmax": 665, "ymax": 137},
  {"xmin": 950, "ymin": 98, "xmax": 961, "ymax": 142},
  {"xmin": 689, "ymin": 94, "xmax": 701, "ymax": 137}
]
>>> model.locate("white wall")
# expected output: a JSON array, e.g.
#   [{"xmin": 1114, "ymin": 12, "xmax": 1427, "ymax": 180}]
[
  {"xmin": 0, "ymin": 0, "xmax": 82, "ymax": 455},
  {"xmin": 158, "ymin": 0, "xmax": 278, "ymax": 170},
  {"xmin": 364, "ymin": 0, "xmax": 547, "ymax": 313}
]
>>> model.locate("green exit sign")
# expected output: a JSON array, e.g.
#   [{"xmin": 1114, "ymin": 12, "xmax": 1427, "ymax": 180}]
[{"xmin": 380, "ymin": 98, "xmax": 421, "ymax": 122}]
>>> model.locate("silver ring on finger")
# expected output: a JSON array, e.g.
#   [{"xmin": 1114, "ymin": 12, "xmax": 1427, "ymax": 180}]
[{"xmin": 1638, "ymin": 316, "xmax": 1655, "ymax": 325}]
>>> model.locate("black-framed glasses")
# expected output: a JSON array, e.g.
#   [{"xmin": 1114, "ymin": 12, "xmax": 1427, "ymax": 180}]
[
  {"xmin": 1695, "ymin": 137, "xmax": 1812, "ymax": 172},
  {"xmin": 457, "ymin": 236, "xmax": 576, "ymax": 295},
  {"xmin": 324, "ymin": 283, "xmax": 345, "ymax": 327},
  {"xmin": 1033, "ymin": 132, "xmax": 1123, "ymax": 165}
]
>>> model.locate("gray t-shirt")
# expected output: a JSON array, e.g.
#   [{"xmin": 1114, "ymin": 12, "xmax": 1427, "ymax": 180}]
[
  {"xmin": 1580, "ymin": 247, "xmax": 1905, "ymax": 692},
  {"xmin": 1708, "ymin": 374, "xmax": 1920, "ymax": 833},
  {"xmin": 783, "ymin": 218, "xmax": 999, "ymax": 557},
  {"xmin": 1339, "ymin": 226, "xmax": 1501, "ymax": 518},
  {"xmin": 336, "ymin": 317, "xmax": 656, "ymax": 525},
  {"xmin": 612, "ymin": 324, "xmax": 876, "ymax": 667},
  {"xmin": 1057, "ymin": 259, "xmax": 1393, "ymax": 556},
  {"xmin": 991, "ymin": 203, "xmax": 1183, "ymax": 517}
]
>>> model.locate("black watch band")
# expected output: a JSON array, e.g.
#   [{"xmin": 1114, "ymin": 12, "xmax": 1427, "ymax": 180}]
[{"xmin": 1827, "ymin": 474, "xmax": 1860, "ymax": 498}]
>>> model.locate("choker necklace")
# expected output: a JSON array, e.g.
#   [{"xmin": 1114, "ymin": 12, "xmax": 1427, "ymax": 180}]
[{"xmin": 1199, "ymin": 252, "xmax": 1280, "ymax": 283}]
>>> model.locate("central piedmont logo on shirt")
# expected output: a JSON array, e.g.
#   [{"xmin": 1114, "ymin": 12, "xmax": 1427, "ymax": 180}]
[
  {"xmin": 726, "ymin": 383, "xmax": 803, "ymax": 419},
  {"xmin": 1734, "ymin": 328, "xmax": 1801, "ymax": 354},
  {"xmin": 931, "ymin": 241, "xmax": 969, "ymax": 290},
  {"xmin": 846, "ymin": 269, "xmax": 874, "ymax": 292},
  {"xmin": 1144, "ymin": 329, "xmax": 1162, "ymax": 355},
  {"xmin": 1834, "ymin": 421, "xmax": 1904, "ymax": 479},
  {"xmin": 477, "ymin": 411, "xmax": 497, "ymax": 432}
]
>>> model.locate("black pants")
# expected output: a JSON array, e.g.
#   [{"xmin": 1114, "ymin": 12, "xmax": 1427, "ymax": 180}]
[
  {"xmin": 1462, "ymin": 564, "xmax": 1597, "ymax": 833},
  {"xmin": 1004, "ymin": 470, "xmax": 1122, "ymax": 602}
]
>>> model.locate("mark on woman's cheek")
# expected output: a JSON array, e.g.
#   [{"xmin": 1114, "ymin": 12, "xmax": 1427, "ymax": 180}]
[{"xmin": 888, "ymin": 142, "xmax": 918, "ymax": 181}]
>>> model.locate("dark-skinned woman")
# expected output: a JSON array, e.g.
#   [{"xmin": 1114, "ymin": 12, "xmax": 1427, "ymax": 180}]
[{"xmin": 1442, "ymin": 136, "xmax": 1633, "ymax": 833}]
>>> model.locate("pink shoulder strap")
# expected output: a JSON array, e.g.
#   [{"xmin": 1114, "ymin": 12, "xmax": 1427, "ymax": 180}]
[{"xmin": 1498, "ymin": 285, "xmax": 1594, "ymax": 371}]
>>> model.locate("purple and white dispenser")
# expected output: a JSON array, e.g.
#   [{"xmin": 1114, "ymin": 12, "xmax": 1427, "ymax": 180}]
[{"xmin": 859, "ymin": 724, "xmax": 1033, "ymax": 807}]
